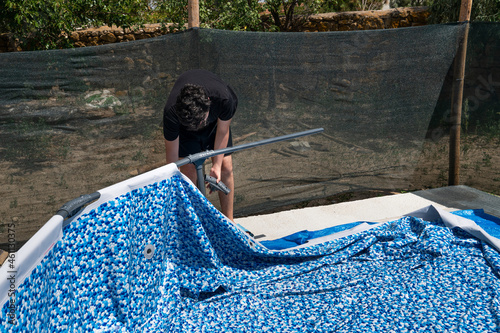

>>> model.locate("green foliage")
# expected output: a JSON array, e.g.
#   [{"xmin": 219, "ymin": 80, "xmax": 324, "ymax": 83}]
[
  {"xmin": 129, "ymin": 0, "xmax": 324, "ymax": 32},
  {"xmin": 262, "ymin": 0, "xmax": 321, "ymax": 31},
  {"xmin": 2, "ymin": 0, "xmax": 499, "ymax": 51},
  {"xmin": 0, "ymin": 0, "xmax": 149, "ymax": 50},
  {"xmin": 150, "ymin": 0, "xmax": 263, "ymax": 32},
  {"xmin": 428, "ymin": 0, "xmax": 500, "ymax": 24},
  {"xmin": 319, "ymin": 0, "xmax": 358, "ymax": 12},
  {"xmin": 390, "ymin": 0, "xmax": 500, "ymax": 23},
  {"xmin": 390, "ymin": 0, "xmax": 432, "ymax": 7},
  {"xmin": 148, "ymin": 0, "xmax": 188, "ymax": 32},
  {"xmin": 200, "ymin": 0, "xmax": 263, "ymax": 31},
  {"xmin": 320, "ymin": 0, "xmax": 385, "ymax": 12},
  {"xmin": 1, "ymin": 0, "xmax": 72, "ymax": 50},
  {"xmin": 67, "ymin": 0, "xmax": 148, "ymax": 28},
  {"xmin": 427, "ymin": 0, "xmax": 461, "ymax": 23}
]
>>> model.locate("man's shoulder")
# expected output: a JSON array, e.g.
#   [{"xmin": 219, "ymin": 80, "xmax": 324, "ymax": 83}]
[{"xmin": 163, "ymin": 104, "xmax": 178, "ymax": 123}]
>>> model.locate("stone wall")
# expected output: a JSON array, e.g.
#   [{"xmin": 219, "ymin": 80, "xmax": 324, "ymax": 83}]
[
  {"xmin": 68, "ymin": 23, "xmax": 176, "ymax": 48},
  {"xmin": 299, "ymin": 7, "xmax": 429, "ymax": 32},
  {"xmin": 0, "ymin": 24, "xmax": 174, "ymax": 52},
  {"xmin": 0, "ymin": 7, "xmax": 429, "ymax": 52}
]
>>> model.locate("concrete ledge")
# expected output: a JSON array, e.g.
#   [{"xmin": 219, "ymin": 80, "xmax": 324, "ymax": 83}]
[{"xmin": 235, "ymin": 186, "xmax": 500, "ymax": 241}]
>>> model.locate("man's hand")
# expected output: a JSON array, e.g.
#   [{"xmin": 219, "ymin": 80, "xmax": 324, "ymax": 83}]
[
  {"xmin": 210, "ymin": 165, "xmax": 222, "ymax": 182},
  {"xmin": 205, "ymin": 175, "xmax": 230, "ymax": 195},
  {"xmin": 209, "ymin": 118, "xmax": 231, "ymax": 193},
  {"xmin": 208, "ymin": 165, "xmax": 222, "ymax": 194}
]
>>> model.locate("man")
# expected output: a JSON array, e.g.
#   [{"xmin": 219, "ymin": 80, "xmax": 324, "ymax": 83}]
[{"xmin": 163, "ymin": 69, "xmax": 237, "ymax": 220}]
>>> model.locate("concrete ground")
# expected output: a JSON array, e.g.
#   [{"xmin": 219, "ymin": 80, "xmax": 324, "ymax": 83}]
[{"xmin": 235, "ymin": 185, "xmax": 500, "ymax": 241}]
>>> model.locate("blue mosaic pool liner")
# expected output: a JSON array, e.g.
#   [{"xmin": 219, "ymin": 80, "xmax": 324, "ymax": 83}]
[{"xmin": 2, "ymin": 174, "xmax": 500, "ymax": 332}]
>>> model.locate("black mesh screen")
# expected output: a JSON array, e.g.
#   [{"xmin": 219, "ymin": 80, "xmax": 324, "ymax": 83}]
[{"xmin": 1, "ymin": 22, "xmax": 499, "ymax": 247}]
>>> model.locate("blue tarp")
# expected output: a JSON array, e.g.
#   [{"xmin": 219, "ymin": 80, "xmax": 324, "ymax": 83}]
[
  {"xmin": 452, "ymin": 209, "xmax": 500, "ymax": 239},
  {"xmin": 261, "ymin": 222, "xmax": 379, "ymax": 250},
  {"xmin": 2, "ymin": 174, "xmax": 500, "ymax": 332},
  {"xmin": 261, "ymin": 210, "xmax": 500, "ymax": 251}
]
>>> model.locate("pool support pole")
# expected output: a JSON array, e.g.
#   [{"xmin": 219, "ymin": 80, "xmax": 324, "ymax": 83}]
[{"xmin": 175, "ymin": 128, "xmax": 324, "ymax": 196}]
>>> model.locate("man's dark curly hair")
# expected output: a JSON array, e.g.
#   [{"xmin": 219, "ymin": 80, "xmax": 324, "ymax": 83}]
[{"xmin": 175, "ymin": 84, "xmax": 211, "ymax": 131}]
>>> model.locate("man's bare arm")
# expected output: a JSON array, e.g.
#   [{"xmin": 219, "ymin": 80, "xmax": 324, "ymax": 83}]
[
  {"xmin": 165, "ymin": 137, "xmax": 180, "ymax": 164},
  {"xmin": 211, "ymin": 118, "xmax": 231, "ymax": 181}
]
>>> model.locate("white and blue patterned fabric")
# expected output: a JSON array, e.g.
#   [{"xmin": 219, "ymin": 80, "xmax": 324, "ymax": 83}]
[{"xmin": 1, "ymin": 168, "xmax": 500, "ymax": 332}]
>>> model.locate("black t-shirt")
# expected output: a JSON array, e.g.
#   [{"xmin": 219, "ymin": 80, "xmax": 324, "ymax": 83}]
[{"xmin": 163, "ymin": 69, "xmax": 238, "ymax": 141}]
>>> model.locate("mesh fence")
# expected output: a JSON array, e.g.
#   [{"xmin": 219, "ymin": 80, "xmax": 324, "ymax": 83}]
[{"xmin": 1, "ymin": 22, "xmax": 499, "ymax": 249}]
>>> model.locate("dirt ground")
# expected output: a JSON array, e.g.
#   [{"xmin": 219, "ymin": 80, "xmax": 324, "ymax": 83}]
[{"xmin": 1, "ymin": 109, "xmax": 499, "ymax": 253}]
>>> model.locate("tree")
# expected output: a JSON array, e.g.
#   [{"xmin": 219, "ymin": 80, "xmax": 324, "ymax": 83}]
[
  {"xmin": 389, "ymin": 0, "xmax": 432, "ymax": 7},
  {"xmin": 319, "ymin": 0, "xmax": 358, "ymax": 12},
  {"xmin": 262, "ymin": 0, "xmax": 321, "ymax": 31},
  {"xmin": 1, "ymin": 0, "xmax": 73, "ymax": 50},
  {"xmin": 150, "ymin": 0, "xmax": 264, "ymax": 32},
  {"xmin": 2, "ymin": 0, "xmax": 499, "ymax": 51},
  {"xmin": 427, "ymin": 0, "xmax": 500, "ymax": 24},
  {"xmin": 200, "ymin": 0, "xmax": 263, "ymax": 31},
  {"xmin": 151, "ymin": 0, "xmax": 323, "ymax": 32},
  {"xmin": 0, "ymin": 0, "xmax": 149, "ymax": 50}
]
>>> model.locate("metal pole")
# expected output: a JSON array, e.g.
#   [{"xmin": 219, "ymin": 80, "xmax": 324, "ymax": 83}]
[
  {"xmin": 448, "ymin": 0, "xmax": 473, "ymax": 186},
  {"xmin": 176, "ymin": 128, "xmax": 324, "ymax": 168},
  {"xmin": 175, "ymin": 128, "xmax": 324, "ymax": 193},
  {"xmin": 188, "ymin": 0, "xmax": 200, "ymax": 28},
  {"xmin": 195, "ymin": 163, "xmax": 206, "ymax": 196}
]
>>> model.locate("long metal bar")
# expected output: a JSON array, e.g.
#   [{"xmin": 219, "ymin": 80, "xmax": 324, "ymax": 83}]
[
  {"xmin": 449, "ymin": 0, "xmax": 473, "ymax": 186},
  {"xmin": 176, "ymin": 128, "xmax": 324, "ymax": 194},
  {"xmin": 176, "ymin": 128, "xmax": 324, "ymax": 168}
]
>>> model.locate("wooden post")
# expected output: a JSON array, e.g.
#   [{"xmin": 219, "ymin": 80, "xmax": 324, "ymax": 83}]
[
  {"xmin": 448, "ymin": 0, "xmax": 473, "ymax": 186},
  {"xmin": 188, "ymin": 0, "xmax": 200, "ymax": 28}
]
